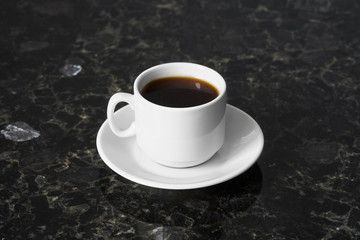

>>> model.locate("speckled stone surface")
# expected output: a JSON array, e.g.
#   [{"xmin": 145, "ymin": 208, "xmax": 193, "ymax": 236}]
[{"xmin": 1, "ymin": 0, "xmax": 360, "ymax": 239}]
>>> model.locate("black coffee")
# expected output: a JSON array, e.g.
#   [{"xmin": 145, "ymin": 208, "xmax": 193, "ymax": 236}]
[{"xmin": 141, "ymin": 76, "xmax": 219, "ymax": 108}]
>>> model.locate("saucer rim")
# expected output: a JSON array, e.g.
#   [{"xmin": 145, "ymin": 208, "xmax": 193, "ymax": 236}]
[{"xmin": 96, "ymin": 104, "xmax": 264, "ymax": 190}]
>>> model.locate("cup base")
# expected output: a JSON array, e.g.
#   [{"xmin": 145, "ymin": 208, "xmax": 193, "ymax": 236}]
[{"xmin": 149, "ymin": 154, "xmax": 215, "ymax": 168}]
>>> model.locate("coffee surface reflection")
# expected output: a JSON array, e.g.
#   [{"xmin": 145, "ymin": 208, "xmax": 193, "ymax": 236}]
[{"xmin": 141, "ymin": 76, "xmax": 219, "ymax": 108}]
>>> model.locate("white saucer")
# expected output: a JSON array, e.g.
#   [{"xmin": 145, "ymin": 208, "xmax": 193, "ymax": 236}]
[{"xmin": 96, "ymin": 104, "xmax": 264, "ymax": 190}]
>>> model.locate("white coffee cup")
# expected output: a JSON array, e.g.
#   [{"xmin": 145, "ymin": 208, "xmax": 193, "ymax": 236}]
[{"xmin": 107, "ymin": 62, "xmax": 227, "ymax": 168}]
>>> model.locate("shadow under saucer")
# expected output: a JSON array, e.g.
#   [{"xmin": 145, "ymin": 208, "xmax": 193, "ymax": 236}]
[{"xmin": 98, "ymin": 162, "xmax": 263, "ymax": 227}]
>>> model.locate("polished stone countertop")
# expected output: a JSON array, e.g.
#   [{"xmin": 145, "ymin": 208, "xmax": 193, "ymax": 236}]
[{"xmin": 1, "ymin": 0, "xmax": 360, "ymax": 239}]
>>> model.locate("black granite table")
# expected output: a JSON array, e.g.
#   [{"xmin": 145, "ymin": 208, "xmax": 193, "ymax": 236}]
[{"xmin": 1, "ymin": 0, "xmax": 360, "ymax": 239}]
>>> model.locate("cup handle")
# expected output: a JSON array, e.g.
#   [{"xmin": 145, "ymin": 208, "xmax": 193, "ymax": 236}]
[{"xmin": 107, "ymin": 93, "xmax": 136, "ymax": 137}]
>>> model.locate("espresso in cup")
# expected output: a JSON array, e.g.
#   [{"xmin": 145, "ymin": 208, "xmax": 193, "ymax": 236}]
[
  {"xmin": 107, "ymin": 62, "xmax": 227, "ymax": 168},
  {"xmin": 141, "ymin": 76, "xmax": 219, "ymax": 108}
]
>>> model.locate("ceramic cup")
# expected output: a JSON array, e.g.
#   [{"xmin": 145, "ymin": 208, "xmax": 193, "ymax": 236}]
[{"xmin": 107, "ymin": 62, "xmax": 227, "ymax": 168}]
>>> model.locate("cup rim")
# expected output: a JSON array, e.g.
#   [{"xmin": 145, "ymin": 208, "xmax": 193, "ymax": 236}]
[{"xmin": 133, "ymin": 62, "xmax": 227, "ymax": 111}]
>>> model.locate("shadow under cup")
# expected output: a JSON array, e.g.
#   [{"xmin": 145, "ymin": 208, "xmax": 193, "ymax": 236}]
[{"xmin": 133, "ymin": 63, "xmax": 227, "ymax": 168}]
